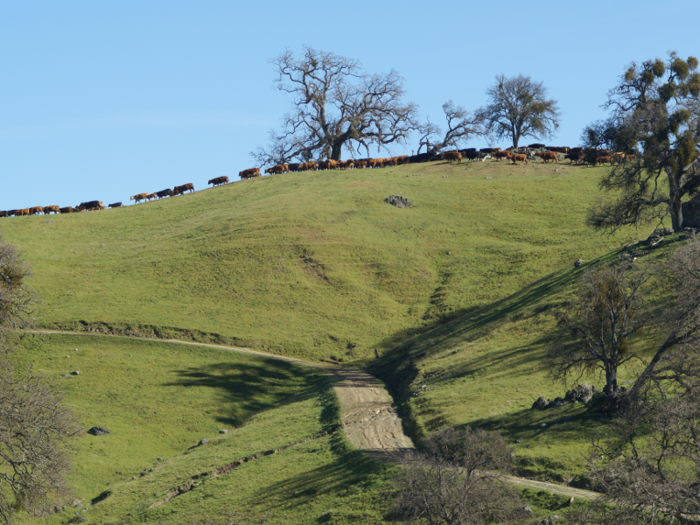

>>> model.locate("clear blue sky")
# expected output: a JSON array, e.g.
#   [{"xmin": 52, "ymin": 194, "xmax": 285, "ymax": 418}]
[{"xmin": 1, "ymin": 0, "xmax": 699, "ymax": 210}]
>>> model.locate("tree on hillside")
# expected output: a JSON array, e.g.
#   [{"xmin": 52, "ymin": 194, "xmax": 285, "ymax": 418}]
[
  {"xmin": 0, "ymin": 239, "xmax": 79, "ymax": 524},
  {"xmin": 0, "ymin": 240, "xmax": 34, "ymax": 347},
  {"xmin": 416, "ymin": 101, "xmax": 484, "ymax": 155},
  {"xmin": 548, "ymin": 263, "xmax": 650, "ymax": 412},
  {"xmin": 585, "ymin": 52, "xmax": 700, "ymax": 232},
  {"xmin": 477, "ymin": 74, "xmax": 560, "ymax": 148},
  {"xmin": 252, "ymin": 47, "xmax": 418, "ymax": 165},
  {"xmin": 391, "ymin": 427, "xmax": 525, "ymax": 525}
]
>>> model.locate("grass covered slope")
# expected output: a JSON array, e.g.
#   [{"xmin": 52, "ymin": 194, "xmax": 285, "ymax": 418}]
[
  {"xmin": 14, "ymin": 333, "xmax": 394, "ymax": 525},
  {"xmin": 373, "ymin": 236, "xmax": 682, "ymax": 481},
  {"xmin": 1, "ymin": 161, "xmax": 642, "ymax": 361}
]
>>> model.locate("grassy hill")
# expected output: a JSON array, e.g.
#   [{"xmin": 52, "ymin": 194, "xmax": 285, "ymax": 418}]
[{"xmin": 1, "ymin": 160, "xmax": 644, "ymax": 362}]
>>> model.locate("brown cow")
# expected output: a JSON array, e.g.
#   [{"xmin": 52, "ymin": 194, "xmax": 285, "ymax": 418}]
[
  {"xmin": 264, "ymin": 165, "xmax": 287, "ymax": 175},
  {"xmin": 442, "ymin": 151, "xmax": 463, "ymax": 163},
  {"xmin": 339, "ymin": 159, "xmax": 355, "ymax": 169},
  {"xmin": 18, "ymin": 208, "xmax": 30, "ymax": 216},
  {"xmin": 43, "ymin": 205, "xmax": 60, "ymax": 214},
  {"xmin": 297, "ymin": 162, "xmax": 317, "ymax": 172},
  {"xmin": 146, "ymin": 193, "xmax": 157, "ymax": 201},
  {"xmin": 548, "ymin": 147, "xmax": 569, "ymax": 154},
  {"xmin": 596, "ymin": 156, "xmax": 613, "ymax": 165},
  {"xmin": 536, "ymin": 151, "xmax": 558, "ymax": 163},
  {"xmin": 626, "ymin": 153, "xmax": 637, "ymax": 162},
  {"xmin": 208, "ymin": 176, "xmax": 229, "ymax": 185},
  {"xmin": 493, "ymin": 151, "xmax": 511, "ymax": 161},
  {"xmin": 356, "ymin": 160, "xmax": 368, "ymax": 169},
  {"xmin": 239, "ymin": 168, "xmax": 261, "ymax": 180},
  {"xmin": 59, "ymin": 206, "xmax": 73, "ymax": 214},
  {"xmin": 511, "ymin": 154, "xmax": 528, "ymax": 165},
  {"xmin": 29, "ymin": 206, "xmax": 44, "ymax": 215},
  {"xmin": 130, "ymin": 193, "xmax": 149, "ymax": 204},
  {"xmin": 174, "ymin": 183, "xmax": 195, "ymax": 194}
]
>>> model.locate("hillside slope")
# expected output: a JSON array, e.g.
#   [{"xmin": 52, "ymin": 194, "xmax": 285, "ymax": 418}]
[{"xmin": 1, "ymin": 160, "xmax": 642, "ymax": 361}]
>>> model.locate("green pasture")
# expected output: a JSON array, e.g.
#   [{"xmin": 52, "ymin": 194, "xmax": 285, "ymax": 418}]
[
  {"xmin": 374, "ymin": 235, "xmax": 683, "ymax": 481},
  {"xmin": 13, "ymin": 333, "xmax": 395, "ymax": 524},
  {"xmin": 0, "ymin": 160, "xmax": 646, "ymax": 362}
]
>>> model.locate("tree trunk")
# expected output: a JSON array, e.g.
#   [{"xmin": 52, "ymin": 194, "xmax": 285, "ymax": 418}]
[
  {"xmin": 667, "ymin": 168, "xmax": 684, "ymax": 230},
  {"xmin": 330, "ymin": 143, "xmax": 343, "ymax": 161}
]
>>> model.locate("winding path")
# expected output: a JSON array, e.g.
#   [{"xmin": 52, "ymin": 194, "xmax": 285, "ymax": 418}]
[{"xmin": 29, "ymin": 330, "xmax": 600, "ymax": 500}]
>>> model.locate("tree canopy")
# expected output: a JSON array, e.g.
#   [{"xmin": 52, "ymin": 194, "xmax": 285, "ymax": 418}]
[
  {"xmin": 585, "ymin": 52, "xmax": 700, "ymax": 232},
  {"xmin": 477, "ymin": 74, "xmax": 560, "ymax": 148},
  {"xmin": 253, "ymin": 47, "xmax": 418, "ymax": 164}
]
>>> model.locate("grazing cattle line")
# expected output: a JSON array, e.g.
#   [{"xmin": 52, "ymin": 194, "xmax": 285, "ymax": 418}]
[{"xmin": 0, "ymin": 145, "xmax": 636, "ymax": 218}]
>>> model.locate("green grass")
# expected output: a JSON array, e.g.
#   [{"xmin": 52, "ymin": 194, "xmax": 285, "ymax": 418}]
[
  {"xmin": 373, "ymin": 234, "xmax": 686, "ymax": 481},
  {"xmin": 13, "ymin": 333, "xmax": 396, "ymax": 524},
  {"xmin": 0, "ymin": 160, "xmax": 644, "ymax": 362}
]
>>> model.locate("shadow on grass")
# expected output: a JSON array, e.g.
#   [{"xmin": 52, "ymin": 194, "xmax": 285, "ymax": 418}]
[
  {"xmin": 252, "ymin": 448, "xmax": 392, "ymax": 512},
  {"xmin": 163, "ymin": 358, "xmax": 325, "ymax": 428}
]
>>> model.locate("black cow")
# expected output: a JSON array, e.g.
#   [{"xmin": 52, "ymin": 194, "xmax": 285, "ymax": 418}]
[
  {"xmin": 108, "ymin": 202, "xmax": 122, "ymax": 208},
  {"xmin": 156, "ymin": 189, "xmax": 173, "ymax": 199}
]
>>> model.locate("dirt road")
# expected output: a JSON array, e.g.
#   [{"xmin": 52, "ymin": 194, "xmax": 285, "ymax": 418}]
[{"xmin": 30, "ymin": 330, "xmax": 600, "ymax": 500}]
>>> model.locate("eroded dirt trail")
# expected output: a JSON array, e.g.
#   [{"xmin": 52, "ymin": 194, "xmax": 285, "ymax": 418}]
[
  {"xmin": 332, "ymin": 369, "xmax": 414, "ymax": 462},
  {"xmin": 31, "ymin": 330, "xmax": 600, "ymax": 500}
]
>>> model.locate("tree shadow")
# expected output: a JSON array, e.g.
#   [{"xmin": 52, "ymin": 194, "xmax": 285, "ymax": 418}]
[{"xmin": 162, "ymin": 357, "xmax": 325, "ymax": 428}]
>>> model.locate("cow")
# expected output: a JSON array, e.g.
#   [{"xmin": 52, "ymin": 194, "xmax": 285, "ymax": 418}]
[
  {"xmin": 264, "ymin": 165, "xmax": 287, "ymax": 175},
  {"xmin": 172, "ymin": 183, "xmax": 194, "ymax": 195},
  {"xmin": 297, "ymin": 162, "xmax": 317, "ymax": 172},
  {"xmin": 564, "ymin": 152, "xmax": 584, "ymax": 164},
  {"xmin": 208, "ymin": 176, "xmax": 230, "ymax": 185},
  {"xmin": 43, "ymin": 205, "xmax": 60, "ymax": 214},
  {"xmin": 0, "ymin": 211, "xmax": 7, "ymax": 218},
  {"xmin": 493, "ymin": 151, "xmax": 511, "ymax": 161},
  {"xmin": 461, "ymin": 150, "xmax": 480, "ymax": 162},
  {"xmin": 596, "ymin": 155, "xmax": 614, "ymax": 166},
  {"xmin": 287, "ymin": 163, "xmax": 300, "ymax": 172},
  {"xmin": 146, "ymin": 193, "xmax": 157, "ymax": 202},
  {"xmin": 7, "ymin": 210, "xmax": 18, "ymax": 217},
  {"xmin": 626, "ymin": 153, "xmax": 637, "ymax": 162},
  {"xmin": 339, "ymin": 159, "xmax": 355, "ymax": 169},
  {"xmin": 18, "ymin": 208, "xmax": 30, "ymax": 216},
  {"xmin": 511, "ymin": 154, "xmax": 528, "ymax": 165},
  {"xmin": 239, "ymin": 168, "xmax": 261, "ymax": 180},
  {"xmin": 570, "ymin": 147, "xmax": 583, "ymax": 154},
  {"xmin": 59, "ymin": 207, "xmax": 73, "ymax": 214},
  {"xmin": 130, "ymin": 193, "xmax": 148, "ymax": 204},
  {"xmin": 396, "ymin": 155, "xmax": 409, "ymax": 165},
  {"xmin": 536, "ymin": 151, "xmax": 558, "ymax": 163},
  {"xmin": 108, "ymin": 202, "xmax": 122, "ymax": 208},
  {"xmin": 156, "ymin": 189, "xmax": 173, "ymax": 199},
  {"xmin": 29, "ymin": 206, "xmax": 44, "ymax": 215},
  {"xmin": 442, "ymin": 151, "xmax": 463, "ymax": 163},
  {"xmin": 80, "ymin": 200, "xmax": 103, "ymax": 209},
  {"xmin": 356, "ymin": 160, "xmax": 368, "ymax": 169},
  {"xmin": 528, "ymin": 143, "xmax": 546, "ymax": 148}
]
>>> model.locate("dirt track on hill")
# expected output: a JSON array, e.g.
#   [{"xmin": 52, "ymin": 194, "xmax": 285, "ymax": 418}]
[{"xmin": 29, "ymin": 330, "xmax": 601, "ymax": 500}]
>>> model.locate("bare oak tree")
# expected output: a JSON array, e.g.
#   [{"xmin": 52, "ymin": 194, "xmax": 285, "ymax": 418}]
[
  {"xmin": 391, "ymin": 427, "xmax": 525, "ymax": 525},
  {"xmin": 253, "ymin": 47, "xmax": 418, "ymax": 165},
  {"xmin": 549, "ymin": 263, "xmax": 650, "ymax": 411},
  {"xmin": 477, "ymin": 74, "xmax": 560, "ymax": 148},
  {"xmin": 585, "ymin": 52, "xmax": 700, "ymax": 232},
  {"xmin": 0, "ymin": 360, "xmax": 80, "ymax": 524},
  {"xmin": 416, "ymin": 101, "xmax": 483, "ymax": 155}
]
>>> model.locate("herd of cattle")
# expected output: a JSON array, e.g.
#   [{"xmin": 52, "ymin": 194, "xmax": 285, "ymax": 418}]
[{"xmin": 0, "ymin": 144, "xmax": 636, "ymax": 218}]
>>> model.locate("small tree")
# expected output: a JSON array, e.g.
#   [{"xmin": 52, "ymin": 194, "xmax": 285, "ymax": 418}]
[
  {"xmin": 0, "ymin": 239, "xmax": 34, "ymax": 347},
  {"xmin": 585, "ymin": 52, "xmax": 700, "ymax": 232},
  {"xmin": 391, "ymin": 427, "xmax": 525, "ymax": 525},
  {"xmin": 549, "ymin": 263, "xmax": 649, "ymax": 411},
  {"xmin": 477, "ymin": 74, "xmax": 560, "ymax": 148},
  {"xmin": 253, "ymin": 47, "xmax": 418, "ymax": 164},
  {"xmin": 416, "ymin": 101, "xmax": 483, "ymax": 155}
]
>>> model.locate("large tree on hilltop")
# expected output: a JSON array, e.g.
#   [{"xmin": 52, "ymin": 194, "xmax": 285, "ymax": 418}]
[
  {"xmin": 252, "ymin": 47, "xmax": 418, "ymax": 164},
  {"xmin": 585, "ymin": 52, "xmax": 700, "ymax": 232},
  {"xmin": 477, "ymin": 74, "xmax": 560, "ymax": 148}
]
